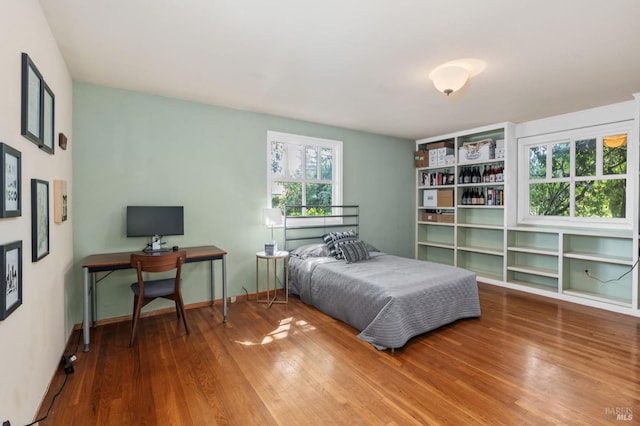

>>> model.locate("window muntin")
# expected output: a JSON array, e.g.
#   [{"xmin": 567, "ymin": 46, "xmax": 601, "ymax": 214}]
[
  {"xmin": 519, "ymin": 123, "xmax": 631, "ymax": 226},
  {"xmin": 267, "ymin": 131, "xmax": 342, "ymax": 218}
]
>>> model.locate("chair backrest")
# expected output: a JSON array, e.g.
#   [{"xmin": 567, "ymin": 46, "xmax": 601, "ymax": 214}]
[{"xmin": 130, "ymin": 250, "xmax": 187, "ymax": 275}]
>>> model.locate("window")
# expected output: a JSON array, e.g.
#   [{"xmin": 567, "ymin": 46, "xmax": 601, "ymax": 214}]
[
  {"xmin": 267, "ymin": 131, "xmax": 342, "ymax": 216},
  {"xmin": 518, "ymin": 122, "xmax": 631, "ymax": 226}
]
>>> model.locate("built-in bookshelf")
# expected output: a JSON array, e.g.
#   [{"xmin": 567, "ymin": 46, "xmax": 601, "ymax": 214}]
[
  {"xmin": 415, "ymin": 122, "xmax": 513, "ymax": 282},
  {"xmin": 415, "ymin": 96, "xmax": 640, "ymax": 317}
]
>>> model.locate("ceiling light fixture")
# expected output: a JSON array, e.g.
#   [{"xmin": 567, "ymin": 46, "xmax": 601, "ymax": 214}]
[
  {"xmin": 429, "ymin": 66, "xmax": 469, "ymax": 96},
  {"xmin": 429, "ymin": 59, "xmax": 486, "ymax": 96}
]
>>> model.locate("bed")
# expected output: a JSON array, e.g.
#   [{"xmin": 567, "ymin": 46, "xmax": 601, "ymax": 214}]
[{"xmin": 284, "ymin": 205, "xmax": 481, "ymax": 350}]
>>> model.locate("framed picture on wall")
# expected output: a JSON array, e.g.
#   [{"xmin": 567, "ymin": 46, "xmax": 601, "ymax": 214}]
[
  {"xmin": 31, "ymin": 179, "xmax": 50, "ymax": 262},
  {"xmin": 21, "ymin": 53, "xmax": 44, "ymax": 146},
  {"xmin": 0, "ymin": 143, "xmax": 21, "ymax": 218},
  {"xmin": 41, "ymin": 82, "xmax": 55, "ymax": 154},
  {"xmin": 1, "ymin": 241, "xmax": 23, "ymax": 320},
  {"xmin": 53, "ymin": 179, "xmax": 67, "ymax": 223},
  {"xmin": 21, "ymin": 53, "xmax": 55, "ymax": 154}
]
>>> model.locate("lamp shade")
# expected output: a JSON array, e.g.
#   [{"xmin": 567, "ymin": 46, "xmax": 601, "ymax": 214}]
[
  {"xmin": 264, "ymin": 208, "xmax": 283, "ymax": 228},
  {"xmin": 429, "ymin": 65, "xmax": 470, "ymax": 96}
]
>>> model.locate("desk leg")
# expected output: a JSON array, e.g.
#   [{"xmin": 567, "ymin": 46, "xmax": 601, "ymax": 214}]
[
  {"xmin": 210, "ymin": 259, "xmax": 215, "ymax": 308},
  {"xmin": 82, "ymin": 267, "xmax": 90, "ymax": 352},
  {"xmin": 222, "ymin": 254, "xmax": 227, "ymax": 322},
  {"xmin": 91, "ymin": 272, "xmax": 97, "ymax": 328}
]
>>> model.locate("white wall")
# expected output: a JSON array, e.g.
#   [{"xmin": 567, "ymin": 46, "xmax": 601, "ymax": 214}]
[{"xmin": 0, "ymin": 0, "xmax": 73, "ymax": 423}]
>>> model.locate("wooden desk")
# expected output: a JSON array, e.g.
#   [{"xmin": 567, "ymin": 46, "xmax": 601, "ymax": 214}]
[{"xmin": 81, "ymin": 245, "xmax": 227, "ymax": 352}]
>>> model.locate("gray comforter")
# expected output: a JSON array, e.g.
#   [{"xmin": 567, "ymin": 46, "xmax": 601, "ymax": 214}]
[{"xmin": 289, "ymin": 252, "xmax": 481, "ymax": 349}]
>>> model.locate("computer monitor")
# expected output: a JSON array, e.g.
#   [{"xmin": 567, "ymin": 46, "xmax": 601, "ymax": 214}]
[{"xmin": 126, "ymin": 206, "xmax": 184, "ymax": 239}]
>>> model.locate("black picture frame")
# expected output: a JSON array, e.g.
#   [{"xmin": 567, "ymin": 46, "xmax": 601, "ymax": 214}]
[
  {"xmin": 0, "ymin": 143, "xmax": 21, "ymax": 218},
  {"xmin": 42, "ymin": 82, "xmax": 55, "ymax": 155},
  {"xmin": 1, "ymin": 240, "xmax": 22, "ymax": 320},
  {"xmin": 31, "ymin": 179, "xmax": 50, "ymax": 262},
  {"xmin": 21, "ymin": 53, "xmax": 43, "ymax": 146},
  {"xmin": 21, "ymin": 53, "xmax": 55, "ymax": 155}
]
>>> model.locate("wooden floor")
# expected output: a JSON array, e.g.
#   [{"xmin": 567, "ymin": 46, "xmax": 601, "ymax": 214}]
[{"xmin": 38, "ymin": 283, "xmax": 639, "ymax": 425}]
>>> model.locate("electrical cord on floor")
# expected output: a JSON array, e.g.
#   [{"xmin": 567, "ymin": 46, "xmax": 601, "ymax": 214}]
[
  {"xmin": 24, "ymin": 330, "xmax": 82, "ymax": 426},
  {"xmin": 24, "ymin": 374, "xmax": 69, "ymax": 426},
  {"xmin": 585, "ymin": 257, "xmax": 639, "ymax": 284}
]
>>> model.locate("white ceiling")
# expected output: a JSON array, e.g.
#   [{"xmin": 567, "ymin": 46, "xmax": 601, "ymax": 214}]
[{"xmin": 38, "ymin": 0, "xmax": 640, "ymax": 140}]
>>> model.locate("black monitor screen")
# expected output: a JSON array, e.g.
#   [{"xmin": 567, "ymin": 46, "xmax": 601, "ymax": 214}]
[{"xmin": 126, "ymin": 206, "xmax": 184, "ymax": 237}]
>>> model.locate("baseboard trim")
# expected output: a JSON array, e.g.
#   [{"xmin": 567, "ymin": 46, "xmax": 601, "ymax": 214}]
[{"xmin": 72, "ymin": 291, "xmax": 287, "ymax": 330}]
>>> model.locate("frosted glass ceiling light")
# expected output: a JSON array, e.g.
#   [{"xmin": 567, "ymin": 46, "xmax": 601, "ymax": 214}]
[
  {"xmin": 429, "ymin": 65, "xmax": 469, "ymax": 96},
  {"xmin": 429, "ymin": 59, "xmax": 486, "ymax": 96}
]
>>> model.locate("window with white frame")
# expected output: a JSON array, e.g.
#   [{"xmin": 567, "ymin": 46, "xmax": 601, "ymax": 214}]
[
  {"xmin": 518, "ymin": 122, "xmax": 632, "ymax": 226},
  {"xmin": 267, "ymin": 131, "xmax": 342, "ymax": 216}
]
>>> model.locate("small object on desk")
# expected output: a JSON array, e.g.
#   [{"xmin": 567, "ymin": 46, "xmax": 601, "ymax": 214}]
[{"xmin": 172, "ymin": 245, "xmax": 179, "ymax": 251}]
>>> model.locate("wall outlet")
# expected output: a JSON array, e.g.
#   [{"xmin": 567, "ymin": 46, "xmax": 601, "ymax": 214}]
[
  {"xmin": 583, "ymin": 269, "xmax": 590, "ymax": 277},
  {"xmin": 230, "ymin": 296, "xmax": 237, "ymax": 303}
]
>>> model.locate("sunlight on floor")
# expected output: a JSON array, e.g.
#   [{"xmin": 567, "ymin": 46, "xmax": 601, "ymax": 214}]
[{"xmin": 233, "ymin": 316, "xmax": 317, "ymax": 346}]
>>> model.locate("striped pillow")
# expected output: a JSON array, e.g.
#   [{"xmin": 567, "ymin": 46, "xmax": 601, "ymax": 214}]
[
  {"xmin": 340, "ymin": 240, "xmax": 370, "ymax": 264},
  {"xmin": 322, "ymin": 230, "xmax": 358, "ymax": 259}
]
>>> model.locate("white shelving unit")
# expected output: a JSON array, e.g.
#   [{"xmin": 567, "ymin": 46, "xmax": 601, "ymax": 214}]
[
  {"xmin": 415, "ymin": 96, "xmax": 640, "ymax": 318},
  {"xmin": 415, "ymin": 122, "xmax": 513, "ymax": 283}
]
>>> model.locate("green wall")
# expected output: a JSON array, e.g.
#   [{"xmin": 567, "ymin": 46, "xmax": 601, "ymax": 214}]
[{"xmin": 71, "ymin": 82, "xmax": 414, "ymax": 322}]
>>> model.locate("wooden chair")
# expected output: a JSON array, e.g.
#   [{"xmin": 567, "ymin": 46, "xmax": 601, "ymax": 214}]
[{"xmin": 129, "ymin": 250, "xmax": 189, "ymax": 347}]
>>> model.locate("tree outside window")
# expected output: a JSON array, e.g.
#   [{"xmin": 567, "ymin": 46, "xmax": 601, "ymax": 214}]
[
  {"xmin": 521, "ymin": 124, "xmax": 630, "ymax": 224},
  {"xmin": 268, "ymin": 131, "xmax": 342, "ymax": 217}
]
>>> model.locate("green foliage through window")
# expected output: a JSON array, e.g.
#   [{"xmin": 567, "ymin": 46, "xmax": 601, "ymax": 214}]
[
  {"xmin": 526, "ymin": 129, "xmax": 628, "ymax": 221},
  {"xmin": 268, "ymin": 131, "xmax": 342, "ymax": 218}
]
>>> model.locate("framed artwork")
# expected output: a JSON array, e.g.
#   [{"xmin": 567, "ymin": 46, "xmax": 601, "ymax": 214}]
[
  {"xmin": 41, "ymin": 82, "xmax": 55, "ymax": 154},
  {"xmin": 31, "ymin": 179, "xmax": 50, "ymax": 262},
  {"xmin": 0, "ymin": 143, "xmax": 21, "ymax": 218},
  {"xmin": 53, "ymin": 179, "xmax": 68, "ymax": 223},
  {"xmin": 21, "ymin": 53, "xmax": 43, "ymax": 146},
  {"xmin": 1, "ymin": 241, "xmax": 22, "ymax": 320},
  {"xmin": 20, "ymin": 53, "xmax": 55, "ymax": 154}
]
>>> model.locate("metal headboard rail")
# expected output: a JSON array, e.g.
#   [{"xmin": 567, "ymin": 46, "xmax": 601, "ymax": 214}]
[{"xmin": 284, "ymin": 205, "xmax": 359, "ymax": 251}]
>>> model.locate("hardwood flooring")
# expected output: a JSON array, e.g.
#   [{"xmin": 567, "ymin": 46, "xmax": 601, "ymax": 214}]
[{"xmin": 37, "ymin": 283, "xmax": 639, "ymax": 425}]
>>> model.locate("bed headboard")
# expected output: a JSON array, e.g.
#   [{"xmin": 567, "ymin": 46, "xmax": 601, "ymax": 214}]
[{"xmin": 284, "ymin": 205, "xmax": 359, "ymax": 251}]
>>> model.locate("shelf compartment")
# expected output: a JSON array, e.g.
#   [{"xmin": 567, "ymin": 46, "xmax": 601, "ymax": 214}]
[
  {"xmin": 562, "ymin": 258, "xmax": 632, "ymax": 305},
  {"xmin": 457, "ymin": 128, "xmax": 505, "ymax": 145},
  {"xmin": 507, "ymin": 264, "xmax": 558, "ymax": 278},
  {"xmin": 508, "ymin": 246, "xmax": 558, "ymax": 256},
  {"xmin": 563, "ymin": 289, "xmax": 632, "ymax": 308},
  {"xmin": 507, "ymin": 251, "xmax": 558, "ymax": 278},
  {"xmin": 507, "ymin": 230, "xmax": 559, "ymax": 254},
  {"xmin": 418, "ymin": 223, "xmax": 454, "ymax": 246},
  {"xmin": 563, "ymin": 234, "xmax": 634, "ymax": 263},
  {"xmin": 457, "ymin": 251, "xmax": 504, "ymax": 281},
  {"xmin": 456, "ymin": 207, "xmax": 504, "ymax": 227},
  {"xmin": 457, "ymin": 227, "xmax": 504, "ymax": 253},
  {"xmin": 563, "ymin": 252, "xmax": 633, "ymax": 265},
  {"xmin": 417, "ymin": 245, "xmax": 455, "ymax": 266},
  {"xmin": 507, "ymin": 274, "xmax": 558, "ymax": 292}
]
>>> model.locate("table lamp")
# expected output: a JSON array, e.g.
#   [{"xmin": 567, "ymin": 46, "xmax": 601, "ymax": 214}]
[{"xmin": 263, "ymin": 208, "xmax": 283, "ymax": 255}]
